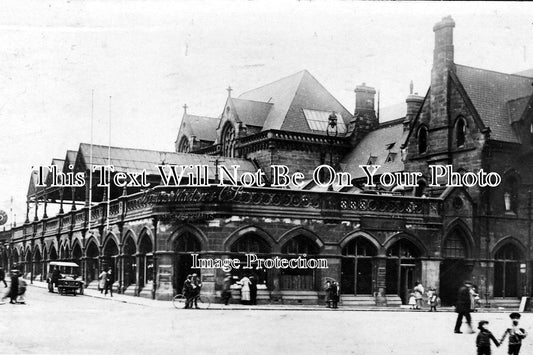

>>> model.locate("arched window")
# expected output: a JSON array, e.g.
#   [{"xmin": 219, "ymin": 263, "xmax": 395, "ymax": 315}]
[
  {"xmin": 456, "ymin": 117, "xmax": 466, "ymax": 147},
  {"xmin": 504, "ymin": 175, "xmax": 519, "ymax": 214},
  {"xmin": 443, "ymin": 232, "xmax": 467, "ymax": 258},
  {"xmin": 280, "ymin": 236, "xmax": 319, "ymax": 290},
  {"xmin": 342, "ymin": 237, "xmax": 377, "ymax": 256},
  {"xmin": 417, "ymin": 126, "xmax": 428, "ymax": 154},
  {"xmin": 281, "ymin": 235, "xmax": 319, "ymax": 255},
  {"xmin": 341, "ymin": 237, "xmax": 377, "ymax": 295},
  {"xmin": 230, "ymin": 234, "xmax": 270, "ymax": 254},
  {"xmin": 221, "ymin": 122, "xmax": 236, "ymax": 157},
  {"xmin": 177, "ymin": 137, "xmax": 190, "ymax": 153},
  {"xmin": 494, "ymin": 243, "xmax": 522, "ymax": 297},
  {"xmin": 174, "ymin": 232, "xmax": 202, "ymax": 252}
]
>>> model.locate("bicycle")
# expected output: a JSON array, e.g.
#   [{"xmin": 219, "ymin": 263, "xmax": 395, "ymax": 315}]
[{"xmin": 172, "ymin": 294, "xmax": 211, "ymax": 309}]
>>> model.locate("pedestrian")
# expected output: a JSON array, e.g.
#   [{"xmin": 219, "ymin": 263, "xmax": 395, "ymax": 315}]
[
  {"xmin": 191, "ymin": 274, "xmax": 201, "ymax": 308},
  {"xmin": 428, "ymin": 288, "xmax": 439, "ymax": 312},
  {"xmin": 51, "ymin": 266, "xmax": 61, "ymax": 293},
  {"xmin": 408, "ymin": 291, "xmax": 417, "ymax": 309},
  {"xmin": 249, "ymin": 275, "xmax": 257, "ymax": 305},
  {"xmin": 17, "ymin": 276, "xmax": 27, "ymax": 305},
  {"xmin": 476, "ymin": 320, "xmax": 499, "ymax": 355},
  {"xmin": 414, "ymin": 281, "xmax": 424, "ymax": 309},
  {"xmin": 221, "ymin": 273, "xmax": 232, "ymax": 305},
  {"xmin": 500, "ymin": 312, "xmax": 527, "ymax": 355},
  {"xmin": 325, "ymin": 280, "xmax": 332, "ymax": 308},
  {"xmin": 8, "ymin": 269, "xmax": 19, "ymax": 304},
  {"xmin": 454, "ymin": 280, "xmax": 475, "ymax": 334},
  {"xmin": 98, "ymin": 269, "xmax": 107, "ymax": 293},
  {"xmin": 182, "ymin": 274, "xmax": 193, "ymax": 309},
  {"xmin": 239, "ymin": 275, "xmax": 251, "ymax": 305},
  {"xmin": 327, "ymin": 281, "xmax": 339, "ymax": 309},
  {"xmin": 104, "ymin": 268, "xmax": 114, "ymax": 297},
  {"xmin": 470, "ymin": 285, "xmax": 480, "ymax": 312},
  {"xmin": 0, "ymin": 267, "xmax": 7, "ymax": 288}
]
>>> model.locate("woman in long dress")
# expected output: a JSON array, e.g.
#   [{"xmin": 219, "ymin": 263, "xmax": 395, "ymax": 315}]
[
  {"xmin": 98, "ymin": 269, "xmax": 107, "ymax": 293},
  {"xmin": 239, "ymin": 276, "xmax": 251, "ymax": 305}
]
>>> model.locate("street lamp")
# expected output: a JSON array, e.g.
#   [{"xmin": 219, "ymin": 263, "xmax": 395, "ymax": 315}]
[{"xmin": 326, "ymin": 112, "xmax": 338, "ymax": 191}]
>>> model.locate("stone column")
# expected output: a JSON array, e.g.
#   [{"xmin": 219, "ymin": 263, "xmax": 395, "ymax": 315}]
[
  {"xmin": 154, "ymin": 251, "xmax": 174, "ymax": 301},
  {"xmin": 374, "ymin": 256, "xmax": 387, "ymax": 305},
  {"xmin": 134, "ymin": 253, "xmax": 142, "ymax": 296},
  {"xmin": 420, "ymin": 259, "xmax": 441, "ymax": 291}
]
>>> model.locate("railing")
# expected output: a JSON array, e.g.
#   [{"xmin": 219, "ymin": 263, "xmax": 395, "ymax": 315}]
[{"xmin": 5, "ymin": 185, "xmax": 443, "ymax": 241}]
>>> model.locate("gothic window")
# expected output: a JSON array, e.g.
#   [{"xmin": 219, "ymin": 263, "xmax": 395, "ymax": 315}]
[
  {"xmin": 177, "ymin": 137, "xmax": 190, "ymax": 153},
  {"xmin": 230, "ymin": 234, "xmax": 270, "ymax": 254},
  {"xmin": 174, "ymin": 232, "xmax": 202, "ymax": 252},
  {"xmin": 342, "ymin": 237, "xmax": 377, "ymax": 256},
  {"xmin": 443, "ymin": 232, "xmax": 467, "ymax": 258},
  {"xmin": 504, "ymin": 175, "xmax": 519, "ymax": 214},
  {"xmin": 221, "ymin": 122, "xmax": 236, "ymax": 157},
  {"xmin": 281, "ymin": 235, "xmax": 319, "ymax": 255},
  {"xmin": 456, "ymin": 117, "xmax": 466, "ymax": 147},
  {"xmin": 418, "ymin": 126, "xmax": 428, "ymax": 154},
  {"xmin": 386, "ymin": 239, "xmax": 419, "ymax": 258}
]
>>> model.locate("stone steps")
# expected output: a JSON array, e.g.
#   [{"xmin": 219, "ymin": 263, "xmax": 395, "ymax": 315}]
[
  {"xmin": 490, "ymin": 298, "xmax": 521, "ymax": 310},
  {"xmin": 340, "ymin": 294, "xmax": 403, "ymax": 307}
]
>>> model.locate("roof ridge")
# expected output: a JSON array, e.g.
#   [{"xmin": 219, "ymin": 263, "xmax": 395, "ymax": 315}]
[
  {"xmin": 238, "ymin": 70, "xmax": 307, "ymax": 97},
  {"xmin": 456, "ymin": 63, "xmax": 533, "ymax": 80},
  {"xmin": 232, "ymin": 97, "xmax": 274, "ymax": 105},
  {"xmin": 184, "ymin": 113, "xmax": 218, "ymax": 120}
]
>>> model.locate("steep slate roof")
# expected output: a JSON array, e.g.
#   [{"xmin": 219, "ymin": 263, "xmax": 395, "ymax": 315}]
[
  {"xmin": 507, "ymin": 96, "xmax": 532, "ymax": 124},
  {"xmin": 238, "ymin": 70, "xmax": 353, "ymax": 134},
  {"xmin": 181, "ymin": 114, "xmax": 218, "ymax": 142},
  {"xmin": 231, "ymin": 98, "xmax": 273, "ymax": 127},
  {"xmin": 341, "ymin": 119, "xmax": 406, "ymax": 179},
  {"xmin": 76, "ymin": 143, "xmax": 256, "ymax": 178},
  {"xmin": 455, "ymin": 64, "xmax": 533, "ymax": 143}
]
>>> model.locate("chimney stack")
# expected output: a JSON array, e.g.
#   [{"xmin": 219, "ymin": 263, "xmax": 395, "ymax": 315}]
[
  {"xmin": 404, "ymin": 82, "xmax": 424, "ymax": 132},
  {"xmin": 351, "ymin": 83, "xmax": 378, "ymax": 143},
  {"xmin": 433, "ymin": 15, "xmax": 455, "ymax": 72},
  {"xmin": 354, "ymin": 83, "xmax": 376, "ymax": 113}
]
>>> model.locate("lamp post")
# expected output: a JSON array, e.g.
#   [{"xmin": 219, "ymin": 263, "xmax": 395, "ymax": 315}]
[{"xmin": 326, "ymin": 112, "xmax": 338, "ymax": 191}]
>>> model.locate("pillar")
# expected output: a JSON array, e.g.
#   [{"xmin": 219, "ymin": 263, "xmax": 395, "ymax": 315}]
[
  {"xmin": 374, "ymin": 256, "xmax": 387, "ymax": 305},
  {"xmin": 154, "ymin": 251, "xmax": 174, "ymax": 301},
  {"xmin": 420, "ymin": 259, "xmax": 441, "ymax": 291}
]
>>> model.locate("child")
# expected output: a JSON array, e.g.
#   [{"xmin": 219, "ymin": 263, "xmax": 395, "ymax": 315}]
[
  {"xmin": 500, "ymin": 312, "xmax": 527, "ymax": 355},
  {"xmin": 428, "ymin": 288, "xmax": 439, "ymax": 312},
  {"xmin": 476, "ymin": 320, "xmax": 499, "ymax": 355},
  {"xmin": 408, "ymin": 291, "xmax": 416, "ymax": 309}
]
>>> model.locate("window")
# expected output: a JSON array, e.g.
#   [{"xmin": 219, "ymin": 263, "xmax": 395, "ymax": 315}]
[
  {"xmin": 177, "ymin": 137, "xmax": 190, "ymax": 153},
  {"xmin": 443, "ymin": 232, "xmax": 467, "ymax": 258},
  {"xmin": 367, "ymin": 155, "xmax": 377, "ymax": 165},
  {"xmin": 221, "ymin": 122, "xmax": 236, "ymax": 157},
  {"xmin": 385, "ymin": 142, "xmax": 395, "ymax": 150},
  {"xmin": 281, "ymin": 235, "xmax": 319, "ymax": 255},
  {"xmin": 456, "ymin": 117, "xmax": 466, "ymax": 147},
  {"xmin": 174, "ymin": 233, "xmax": 202, "ymax": 252},
  {"xmin": 504, "ymin": 175, "xmax": 519, "ymax": 214},
  {"xmin": 230, "ymin": 234, "xmax": 270, "ymax": 254},
  {"xmin": 342, "ymin": 237, "xmax": 377, "ymax": 256},
  {"xmin": 418, "ymin": 126, "xmax": 428, "ymax": 154},
  {"xmin": 385, "ymin": 152, "xmax": 397, "ymax": 163},
  {"xmin": 386, "ymin": 239, "xmax": 419, "ymax": 258}
]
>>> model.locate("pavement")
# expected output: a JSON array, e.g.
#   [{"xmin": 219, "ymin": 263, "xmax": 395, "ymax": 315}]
[{"xmin": 22, "ymin": 279, "xmax": 519, "ymax": 313}]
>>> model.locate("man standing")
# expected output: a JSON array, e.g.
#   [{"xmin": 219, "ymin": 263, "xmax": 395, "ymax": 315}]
[
  {"xmin": 104, "ymin": 268, "xmax": 114, "ymax": 297},
  {"xmin": 454, "ymin": 280, "xmax": 475, "ymax": 334},
  {"xmin": 9, "ymin": 269, "xmax": 19, "ymax": 304},
  {"xmin": 0, "ymin": 267, "xmax": 7, "ymax": 288}
]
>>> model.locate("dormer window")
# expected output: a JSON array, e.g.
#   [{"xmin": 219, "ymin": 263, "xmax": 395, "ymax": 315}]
[
  {"xmin": 385, "ymin": 152, "xmax": 397, "ymax": 163},
  {"xmin": 418, "ymin": 126, "xmax": 428, "ymax": 154},
  {"xmin": 367, "ymin": 155, "xmax": 377, "ymax": 165},
  {"xmin": 455, "ymin": 117, "xmax": 466, "ymax": 147}
]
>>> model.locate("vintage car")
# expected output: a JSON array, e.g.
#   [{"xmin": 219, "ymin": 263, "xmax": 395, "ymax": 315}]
[{"xmin": 47, "ymin": 261, "xmax": 84, "ymax": 296}]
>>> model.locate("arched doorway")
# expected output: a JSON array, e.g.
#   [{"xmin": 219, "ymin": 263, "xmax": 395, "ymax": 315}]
[
  {"xmin": 72, "ymin": 243, "xmax": 82, "ymax": 268},
  {"xmin": 280, "ymin": 235, "xmax": 320, "ymax": 291},
  {"xmin": 103, "ymin": 237, "xmax": 119, "ymax": 277},
  {"xmin": 138, "ymin": 233, "xmax": 153, "ymax": 291},
  {"xmin": 34, "ymin": 247, "xmax": 42, "ymax": 280},
  {"xmin": 173, "ymin": 232, "xmax": 202, "ymax": 294},
  {"xmin": 494, "ymin": 243, "xmax": 523, "ymax": 298},
  {"xmin": 440, "ymin": 228, "xmax": 471, "ymax": 305},
  {"xmin": 341, "ymin": 237, "xmax": 377, "ymax": 295},
  {"xmin": 229, "ymin": 233, "xmax": 271, "ymax": 287},
  {"xmin": 386, "ymin": 238, "xmax": 421, "ymax": 304},
  {"xmin": 85, "ymin": 241, "xmax": 99, "ymax": 283},
  {"xmin": 123, "ymin": 236, "xmax": 136, "ymax": 290},
  {"xmin": 49, "ymin": 245, "xmax": 58, "ymax": 261}
]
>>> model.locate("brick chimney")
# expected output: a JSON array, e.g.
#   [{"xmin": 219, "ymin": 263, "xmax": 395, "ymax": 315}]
[
  {"xmin": 431, "ymin": 16, "xmax": 455, "ymax": 130},
  {"xmin": 352, "ymin": 83, "xmax": 378, "ymax": 142},
  {"xmin": 404, "ymin": 81, "xmax": 424, "ymax": 132}
]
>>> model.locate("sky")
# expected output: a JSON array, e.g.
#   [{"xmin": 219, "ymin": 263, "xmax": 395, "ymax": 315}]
[{"xmin": 1, "ymin": 0, "xmax": 533, "ymax": 227}]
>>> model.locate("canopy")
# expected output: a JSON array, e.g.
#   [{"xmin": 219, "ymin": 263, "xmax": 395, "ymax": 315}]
[{"xmin": 49, "ymin": 261, "xmax": 79, "ymax": 267}]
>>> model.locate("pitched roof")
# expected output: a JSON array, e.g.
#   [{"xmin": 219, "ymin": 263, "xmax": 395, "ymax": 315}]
[
  {"xmin": 507, "ymin": 96, "xmax": 532, "ymax": 124},
  {"xmin": 76, "ymin": 143, "xmax": 257, "ymax": 178},
  {"xmin": 181, "ymin": 114, "xmax": 218, "ymax": 142},
  {"xmin": 238, "ymin": 70, "xmax": 353, "ymax": 134},
  {"xmin": 231, "ymin": 98, "xmax": 272, "ymax": 127},
  {"xmin": 455, "ymin": 64, "xmax": 533, "ymax": 143},
  {"xmin": 340, "ymin": 119, "xmax": 406, "ymax": 179}
]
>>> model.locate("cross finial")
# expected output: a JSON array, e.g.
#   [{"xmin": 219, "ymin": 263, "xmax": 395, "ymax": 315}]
[
  {"xmin": 183, "ymin": 103, "xmax": 188, "ymax": 114},
  {"xmin": 226, "ymin": 86, "xmax": 233, "ymax": 97},
  {"xmin": 410, "ymin": 80, "xmax": 414, "ymax": 95}
]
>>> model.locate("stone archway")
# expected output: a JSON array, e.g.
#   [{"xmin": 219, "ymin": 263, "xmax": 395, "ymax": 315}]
[
  {"xmin": 494, "ymin": 242, "xmax": 524, "ymax": 298},
  {"xmin": 341, "ymin": 236, "xmax": 377, "ymax": 295},
  {"xmin": 85, "ymin": 241, "xmax": 99, "ymax": 283},
  {"xmin": 123, "ymin": 235, "xmax": 136, "ymax": 291},
  {"xmin": 138, "ymin": 233, "xmax": 153, "ymax": 291},
  {"xmin": 440, "ymin": 227, "xmax": 472, "ymax": 306},
  {"xmin": 385, "ymin": 238, "xmax": 422, "ymax": 304},
  {"xmin": 173, "ymin": 232, "xmax": 202, "ymax": 294},
  {"xmin": 279, "ymin": 235, "xmax": 320, "ymax": 291}
]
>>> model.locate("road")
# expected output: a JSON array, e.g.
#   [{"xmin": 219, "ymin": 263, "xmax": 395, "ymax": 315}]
[{"xmin": 0, "ymin": 285, "xmax": 531, "ymax": 354}]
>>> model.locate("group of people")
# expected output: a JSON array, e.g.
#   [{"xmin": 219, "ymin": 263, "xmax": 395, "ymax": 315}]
[
  {"xmin": 182, "ymin": 273, "xmax": 202, "ymax": 308},
  {"xmin": 97, "ymin": 268, "xmax": 115, "ymax": 297},
  {"xmin": 238, "ymin": 275, "xmax": 258, "ymax": 305},
  {"xmin": 1, "ymin": 268, "xmax": 26, "ymax": 304},
  {"xmin": 476, "ymin": 313, "xmax": 527, "ymax": 355},
  {"xmin": 325, "ymin": 280, "xmax": 340, "ymax": 309},
  {"xmin": 408, "ymin": 281, "xmax": 440, "ymax": 311}
]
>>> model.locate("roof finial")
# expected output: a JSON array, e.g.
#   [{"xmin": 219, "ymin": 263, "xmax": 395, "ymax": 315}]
[
  {"xmin": 183, "ymin": 103, "xmax": 188, "ymax": 114},
  {"xmin": 226, "ymin": 86, "xmax": 233, "ymax": 97},
  {"xmin": 410, "ymin": 80, "xmax": 414, "ymax": 95}
]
